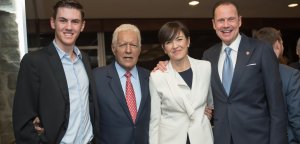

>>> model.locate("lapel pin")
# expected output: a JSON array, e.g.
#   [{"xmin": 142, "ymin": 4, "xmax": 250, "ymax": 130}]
[{"xmin": 246, "ymin": 51, "xmax": 250, "ymax": 55}]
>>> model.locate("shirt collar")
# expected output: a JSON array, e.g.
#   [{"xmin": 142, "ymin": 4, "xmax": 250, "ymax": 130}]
[
  {"xmin": 222, "ymin": 34, "xmax": 241, "ymax": 53},
  {"xmin": 53, "ymin": 40, "xmax": 82, "ymax": 59},
  {"xmin": 114, "ymin": 61, "xmax": 138, "ymax": 79}
]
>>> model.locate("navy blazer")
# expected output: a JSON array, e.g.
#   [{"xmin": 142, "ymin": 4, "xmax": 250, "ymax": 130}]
[
  {"xmin": 202, "ymin": 34, "xmax": 287, "ymax": 144},
  {"xmin": 93, "ymin": 62, "xmax": 150, "ymax": 144},
  {"xmin": 13, "ymin": 43, "xmax": 99, "ymax": 143},
  {"xmin": 279, "ymin": 64, "xmax": 300, "ymax": 144}
]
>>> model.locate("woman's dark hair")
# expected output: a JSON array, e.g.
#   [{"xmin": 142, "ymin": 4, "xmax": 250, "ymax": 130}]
[{"xmin": 158, "ymin": 21, "xmax": 190, "ymax": 45}]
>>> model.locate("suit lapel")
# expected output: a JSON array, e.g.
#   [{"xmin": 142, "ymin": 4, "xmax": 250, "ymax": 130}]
[
  {"xmin": 81, "ymin": 53, "xmax": 95, "ymax": 122},
  {"xmin": 135, "ymin": 67, "xmax": 149, "ymax": 123},
  {"xmin": 209, "ymin": 44, "xmax": 228, "ymax": 95},
  {"xmin": 165, "ymin": 62, "xmax": 196, "ymax": 119},
  {"xmin": 81, "ymin": 53, "xmax": 93, "ymax": 89},
  {"xmin": 106, "ymin": 63, "xmax": 133, "ymax": 122},
  {"xmin": 189, "ymin": 57, "xmax": 206, "ymax": 108},
  {"xmin": 46, "ymin": 43, "xmax": 69, "ymax": 101},
  {"xmin": 230, "ymin": 35, "xmax": 253, "ymax": 95}
]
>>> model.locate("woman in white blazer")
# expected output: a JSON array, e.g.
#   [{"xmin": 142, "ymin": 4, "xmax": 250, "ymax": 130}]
[{"xmin": 149, "ymin": 21, "xmax": 214, "ymax": 144}]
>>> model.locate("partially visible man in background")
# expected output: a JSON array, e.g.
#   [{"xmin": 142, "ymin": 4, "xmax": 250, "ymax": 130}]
[
  {"xmin": 254, "ymin": 27, "xmax": 300, "ymax": 144},
  {"xmin": 289, "ymin": 37, "xmax": 300, "ymax": 71}
]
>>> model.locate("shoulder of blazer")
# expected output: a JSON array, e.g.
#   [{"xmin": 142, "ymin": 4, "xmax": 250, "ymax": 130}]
[
  {"xmin": 189, "ymin": 56, "xmax": 210, "ymax": 65},
  {"xmin": 20, "ymin": 43, "xmax": 56, "ymax": 66},
  {"xmin": 203, "ymin": 43, "xmax": 222, "ymax": 59},
  {"xmin": 189, "ymin": 57, "xmax": 211, "ymax": 69},
  {"xmin": 240, "ymin": 33, "xmax": 269, "ymax": 49},
  {"xmin": 150, "ymin": 69, "xmax": 165, "ymax": 84},
  {"xmin": 280, "ymin": 64, "xmax": 300, "ymax": 77},
  {"xmin": 43, "ymin": 42, "xmax": 59, "ymax": 56},
  {"xmin": 93, "ymin": 63, "xmax": 114, "ymax": 78},
  {"xmin": 208, "ymin": 43, "xmax": 222, "ymax": 52},
  {"xmin": 137, "ymin": 65, "xmax": 150, "ymax": 79}
]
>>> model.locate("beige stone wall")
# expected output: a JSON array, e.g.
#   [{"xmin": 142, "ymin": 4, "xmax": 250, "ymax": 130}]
[{"xmin": 0, "ymin": 5, "xmax": 20, "ymax": 144}]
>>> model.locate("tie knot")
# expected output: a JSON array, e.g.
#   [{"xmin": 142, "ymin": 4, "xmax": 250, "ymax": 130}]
[
  {"xmin": 125, "ymin": 71, "xmax": 132, "ymax": 78},
  {"xmin": 225, "ymin": 47, "xmax": 232, "ymax": 55}
]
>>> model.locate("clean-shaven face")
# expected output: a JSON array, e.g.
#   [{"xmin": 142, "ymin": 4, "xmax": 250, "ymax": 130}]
[
  {"xmin": 163, "ymin": 31, "xmax": 190, "ymax": 62},
  {"xmin": 50, "ymin": 7, "xmax": 85, "ymax": 49},
  {"xmin": 112, "ymin": 30, "xmax": 141, "ymax": 71},
  {"xmin": 212, "ymin": 4, "xmax": 241, "ymax": 45}
]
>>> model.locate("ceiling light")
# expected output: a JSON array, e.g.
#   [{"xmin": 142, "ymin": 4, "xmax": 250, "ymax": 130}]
[
  {"xmin": 189, "ymin": 1, "xmax": 199, "ymax": 6},
  {"xmin": 288, "ymin": 3, "xmax": 298, "ymax": 7}
]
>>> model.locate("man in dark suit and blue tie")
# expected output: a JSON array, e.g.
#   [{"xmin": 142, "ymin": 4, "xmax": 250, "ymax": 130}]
[
  {"xmin": 93, "ymin": 24, "xmax": 150, "ymax": 144},
  {"xmin": 254, "ymin": 27, "xmax": 300, "ymax": 144},
  {"xmin": 202, "ymin": 1, "xmax": 287, "ymax": 144}
]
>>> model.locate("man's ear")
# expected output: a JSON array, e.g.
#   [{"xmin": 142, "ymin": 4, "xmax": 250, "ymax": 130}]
[
  {"xmin": 212, "ymin": 19, "xmax": 216, "ymax": 30},
  {"xmin": 111, "ymin": 45, "xmax": 116, "ymax": 56},
  {"xmin": 81, "ymin": 20, "xmax": 85, "ymax": 32},
  {"xmin": 161, "ymin": 45, "xmax": 167, "ymax": 54},
  {"xmin": 50, "ymin": 17, "xmax": 55, "ymax": 30},
  {"xmin": 296, "ymin": 46, "xmax": 300, "ymax": 56},
  {"xmin": 274, "ymin": 40, "xmax": 280, "ymax": 50}
]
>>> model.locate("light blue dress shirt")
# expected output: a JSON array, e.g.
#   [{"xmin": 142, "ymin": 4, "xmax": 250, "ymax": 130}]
[
  {"xmin": 115, "ymin": 62, "xmax": 142, "ymax": 110},
  {"xmin": 53, "ymin": 41, "xmax": 93, "ymax": 144}
]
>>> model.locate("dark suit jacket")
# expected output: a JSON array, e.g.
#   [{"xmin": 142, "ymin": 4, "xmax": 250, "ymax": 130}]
[
  {"xmin": 289, "ymin": 62, "xmax": 300, "ymax": 71},
  {"xmin": 13, "ymin": 43, "xmax": 99, "ymax": 144},
  {"xmin": 202, "ymin": 34, "xmax": 287, "ymax": 144},
  {"xmin": 279, "ymin": 64, "xmax": 300, "ymax": 144},
  {"xmin": 93, "ymin": 63, "xmax": 150, "ymax": 144}
]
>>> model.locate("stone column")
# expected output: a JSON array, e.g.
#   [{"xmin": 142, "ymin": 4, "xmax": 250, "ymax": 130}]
[{"xmin": 0, "ymin": 0, "xmax": 23, "ymax": 143}]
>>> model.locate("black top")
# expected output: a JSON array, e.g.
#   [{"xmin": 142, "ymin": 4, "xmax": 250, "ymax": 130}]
[{"xmin": 178, "ymin": 68, "xmax": 193, "ymax": 89}]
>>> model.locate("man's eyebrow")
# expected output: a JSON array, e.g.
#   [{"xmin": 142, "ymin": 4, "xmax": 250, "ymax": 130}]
[{"xmin": 56, "ymin": 17, "xmax": 81, "ymax": 21}]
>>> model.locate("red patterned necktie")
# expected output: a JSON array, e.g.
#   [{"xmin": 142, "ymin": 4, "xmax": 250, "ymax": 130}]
[{"xmin": 125, "ymin": 71, "xmax": 137, "ymax": 123}]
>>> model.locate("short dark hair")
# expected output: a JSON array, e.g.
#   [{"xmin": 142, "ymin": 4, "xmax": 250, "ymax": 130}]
[
  {"xmin": 158, "ymin": 21, "xmax": 190, "ymax": 45},
  {"xmin": 52, "ymin": 0, "xmax": 85, "ymax": 19},
  {"xmin": 253, "ymin": 27, "xmax": 282, "ymax": 46},
  {"xmin": 212, "ymin": 1, "xmax": 240, "ymax": 18}
]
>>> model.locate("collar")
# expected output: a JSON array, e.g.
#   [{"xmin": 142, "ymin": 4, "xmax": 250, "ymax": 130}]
[
  {"xmin": 222, "ymin": 34, "xmax": 241, "ymax": 53},
  {"xmin": 53, "ymin": 40, "xmax": 82, "ymax": 59},
  {"xmin": 114, "ymin": 61, "xmax": 138, "ymax": 79}
]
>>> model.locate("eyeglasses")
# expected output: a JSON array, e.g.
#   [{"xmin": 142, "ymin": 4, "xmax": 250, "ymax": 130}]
[{"xmin": 117, "ymin": 43, "xmax": 140, "ymax": 49}]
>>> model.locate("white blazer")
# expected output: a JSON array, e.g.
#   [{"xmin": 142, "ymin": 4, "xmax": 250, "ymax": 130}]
[{"xmin": 149, "ymin": 56, "xmax": 213, "ymax": 144}]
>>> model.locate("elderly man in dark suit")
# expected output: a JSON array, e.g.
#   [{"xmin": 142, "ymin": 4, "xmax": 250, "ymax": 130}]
[
  {"xmin": 13, "ymin": 0, "xmax": 99, "ymax": 143},
  {"xmin": 93, "ymin": 24, "xmax": 150, "ymax": 144},
  {"xmin": 202, "ymin": 1, "xmax": 287, "ymax": 144},
  {"xmin": 254, "ymin": 27, "xmax": 300, "ymax": 144}
]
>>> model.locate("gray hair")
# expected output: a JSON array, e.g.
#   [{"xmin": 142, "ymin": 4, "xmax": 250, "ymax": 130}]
[{"xmin": 112, "ymin": 24, "xmax": 141, "ymax": 47}]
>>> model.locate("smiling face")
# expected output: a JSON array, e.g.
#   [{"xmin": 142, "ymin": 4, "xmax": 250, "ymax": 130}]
[
  {"xmin": 50, "ymin": 7, "xmax": 85, "ymax": 50},
  {"xmin": 163, "ymin": 31, "xmax": 190, "ymax": 62},
  {"xmin": 212, "ymin": 3, "xmax": 241, "ymax": 45},
  {"xmin": 112, "ymin": 30, "xmax": 141, "ymax": 71}
]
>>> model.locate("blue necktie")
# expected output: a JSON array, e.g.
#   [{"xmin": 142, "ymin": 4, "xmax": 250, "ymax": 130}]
[{"xmin": 222, "ymin": 47, "xmax": 233, "ymax": 95}]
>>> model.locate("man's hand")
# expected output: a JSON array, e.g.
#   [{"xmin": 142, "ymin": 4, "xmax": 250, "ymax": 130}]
[
  {"xmin": 204, "ymin": 106, "xmax": 214, "ymax": 120},
  {"xmin": 33, "ymin": 117, "xmax": 44, "ymax": 135},
  {"xmin": 152, "ymin": 61, "xmax": 169, "ymax": 72}
]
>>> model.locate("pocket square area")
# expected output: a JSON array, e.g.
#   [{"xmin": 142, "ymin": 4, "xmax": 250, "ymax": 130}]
[{"xmin": 246, "ymin": 63, "xmax": 256, "ymax": 66}]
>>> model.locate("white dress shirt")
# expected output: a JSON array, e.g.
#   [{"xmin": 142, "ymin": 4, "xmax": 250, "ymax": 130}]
[{"xmin": 218, "ymin": 34, "xmax": 241, "ymax": 81}]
